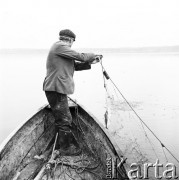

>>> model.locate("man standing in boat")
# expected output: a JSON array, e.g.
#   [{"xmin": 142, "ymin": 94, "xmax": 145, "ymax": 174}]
[{"xmin": 43, "ymin": 29, "xmax": 102, "ymax": 155}]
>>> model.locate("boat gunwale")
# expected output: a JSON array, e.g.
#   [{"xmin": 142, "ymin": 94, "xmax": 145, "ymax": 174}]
[{"xmin": 0, "ymin": 104, "xmax": 49, "ymax": 156}]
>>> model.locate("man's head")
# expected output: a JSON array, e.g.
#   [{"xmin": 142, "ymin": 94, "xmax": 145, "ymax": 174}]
[{"xmin": 59, "ymin": 29, "xmax": 76, "ymax": 47}]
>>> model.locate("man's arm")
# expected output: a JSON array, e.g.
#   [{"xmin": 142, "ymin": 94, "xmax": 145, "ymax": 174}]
[
  {"xmin": 75, "ymin": 54, "xmax": 103, "ymax": 71},
  {"xmin": 74, "ymin": 61, "xmax": 91, "ymax": 71},
  {"xmin": 55, "ymin": 45, "xmax": 96, "ymax": 62}
]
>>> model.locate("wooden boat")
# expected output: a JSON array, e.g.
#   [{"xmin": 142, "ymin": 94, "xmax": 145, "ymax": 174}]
[{"xmin": 0, "ymin": 98, "xmax": 129, "ymax": 180}]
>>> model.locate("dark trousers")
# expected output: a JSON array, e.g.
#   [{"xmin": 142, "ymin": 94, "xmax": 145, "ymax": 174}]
[{"xmin": 45, "ymin": 91, "xmax": 72, "ymax": 131}]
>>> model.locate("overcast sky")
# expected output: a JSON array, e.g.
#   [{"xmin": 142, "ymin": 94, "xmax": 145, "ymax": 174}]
[{"xmin": 0, "ymin": 0, "xmax": 179, "ymax": 48}]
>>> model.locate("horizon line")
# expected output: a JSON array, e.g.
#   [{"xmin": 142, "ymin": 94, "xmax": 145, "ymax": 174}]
[
  {"xmin": 0, "ymin": 45, "xmax": 179, "ymax": 50},
  {"xmin": 1, "ymin": 45, "xmax": 179, "ymax": 54}
]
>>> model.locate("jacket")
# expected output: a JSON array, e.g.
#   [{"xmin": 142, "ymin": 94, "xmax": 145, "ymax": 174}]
[{"xmin": 43, "ymin": 41, "xmax": 96, "ymax": 94}]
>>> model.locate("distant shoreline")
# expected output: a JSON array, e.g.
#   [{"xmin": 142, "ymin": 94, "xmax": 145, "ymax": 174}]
[{"xmin": 0, "ymin": 46, "xmax": 179, "ymax": 54}]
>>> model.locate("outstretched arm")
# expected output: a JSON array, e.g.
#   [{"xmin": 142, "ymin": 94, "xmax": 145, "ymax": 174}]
[
  {"xmin": 55, "ymin": 45, "xmax": 96, "ymax": 62},
  {"xmin": 74, "ymin": 62, "xmax": 91, "ymax": 71}
]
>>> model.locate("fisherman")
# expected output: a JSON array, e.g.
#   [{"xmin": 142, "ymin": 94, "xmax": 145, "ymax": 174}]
[{"xmin": 43, "ymin": 29, "xmax": 102, "ymax": 155}]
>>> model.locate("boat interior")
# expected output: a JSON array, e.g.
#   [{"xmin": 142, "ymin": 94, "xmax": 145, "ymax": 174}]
[{"xmin": 0, "ymin": 100, "xmax": 128, "ymax": 180}]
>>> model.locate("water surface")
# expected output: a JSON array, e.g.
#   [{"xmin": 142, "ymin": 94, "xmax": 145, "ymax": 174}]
[{"xmin": 0, "ymin": 49, "xmax": 179, "ymax": 178}]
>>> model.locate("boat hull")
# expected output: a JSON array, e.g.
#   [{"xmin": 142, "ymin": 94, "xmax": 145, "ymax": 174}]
[{"xmin": 0, "ymin": 99, "xmax": 129, "ymax": 180}]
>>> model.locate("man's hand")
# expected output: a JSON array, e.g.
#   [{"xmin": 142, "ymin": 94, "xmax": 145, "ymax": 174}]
[{"xmin": 91, "ymin": 55, "xmax": 103, "ymax": 64}]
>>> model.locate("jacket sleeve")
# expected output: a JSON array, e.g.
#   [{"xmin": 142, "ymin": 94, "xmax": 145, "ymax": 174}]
[
  {"xmin": 55, "ymin": 45, "xmax": 96, "ymax": 62},
  {"xmin": 74, "ymin": 61, "xmax": 91, "ymax": 71}
]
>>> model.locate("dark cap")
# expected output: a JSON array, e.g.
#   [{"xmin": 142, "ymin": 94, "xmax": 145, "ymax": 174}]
[{"xmin": 59, "ymin": 29, "xmax": 76, "ymax": 41}]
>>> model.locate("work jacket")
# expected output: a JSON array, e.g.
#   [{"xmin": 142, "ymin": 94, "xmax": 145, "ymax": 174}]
[{"xmin": 43, "ymin": 41, "xmax": 96, "ymax": 94}]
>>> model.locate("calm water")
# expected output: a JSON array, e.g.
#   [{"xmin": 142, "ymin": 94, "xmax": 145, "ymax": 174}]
[{"xmin": 0, "ymin": 49, "xmax": 179, "ymax": 177}]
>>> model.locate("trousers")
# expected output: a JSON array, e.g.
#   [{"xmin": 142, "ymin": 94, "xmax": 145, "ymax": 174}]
[{"xmin": 45, "ymin": 91, "xmax": 72, "ymax": 130}]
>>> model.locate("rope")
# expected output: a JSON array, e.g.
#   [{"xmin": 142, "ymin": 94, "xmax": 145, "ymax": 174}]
[
  {"xmin": 161, "ymin": 144, "xmax": 169, "ymax": 163},
  {"xmin": 100, "ymin": 60, "xmax": 179, "ymax": 164},
  {"xmin": 100, "ymin": 60, "xmax": 107, "ymax": 89},
  {"xmin": 51, "ymin": 133, "xmax": 58, "ymax": 157},
  {"xmin": 139, "ymin": 118, "xmax": 159, "ymax": 159},
  {"xmin": 47, "ymin": 155, "xmax": 101, "ymax": 180}
]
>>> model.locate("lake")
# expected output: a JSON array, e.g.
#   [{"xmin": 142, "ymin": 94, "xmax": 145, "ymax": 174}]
[{"xmin": 0, "ymin": 49, "xmax": 179, "ymax": 178}]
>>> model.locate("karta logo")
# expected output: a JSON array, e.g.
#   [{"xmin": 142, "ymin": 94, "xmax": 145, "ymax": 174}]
[{"xmin": 106, "ymin": 157, "xmax": 178, "ymax": 179}]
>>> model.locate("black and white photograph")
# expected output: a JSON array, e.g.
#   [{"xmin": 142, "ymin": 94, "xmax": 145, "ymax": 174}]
[{"xmin": 0, "ymin": 0, "xmax": 179, "ymax": 179}]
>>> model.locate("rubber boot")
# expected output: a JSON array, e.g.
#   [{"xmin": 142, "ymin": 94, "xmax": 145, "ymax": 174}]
[
  {"xmin": 56, "ymin": 128, "xmax": 81, "ymax": 156},
  {"xmin": 55, "ymin": 129, "xmax": 69, "ymax": 151},
  {"xmin": 67, "ymin": 131, "xmax": 82, "ymax": 155}
]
